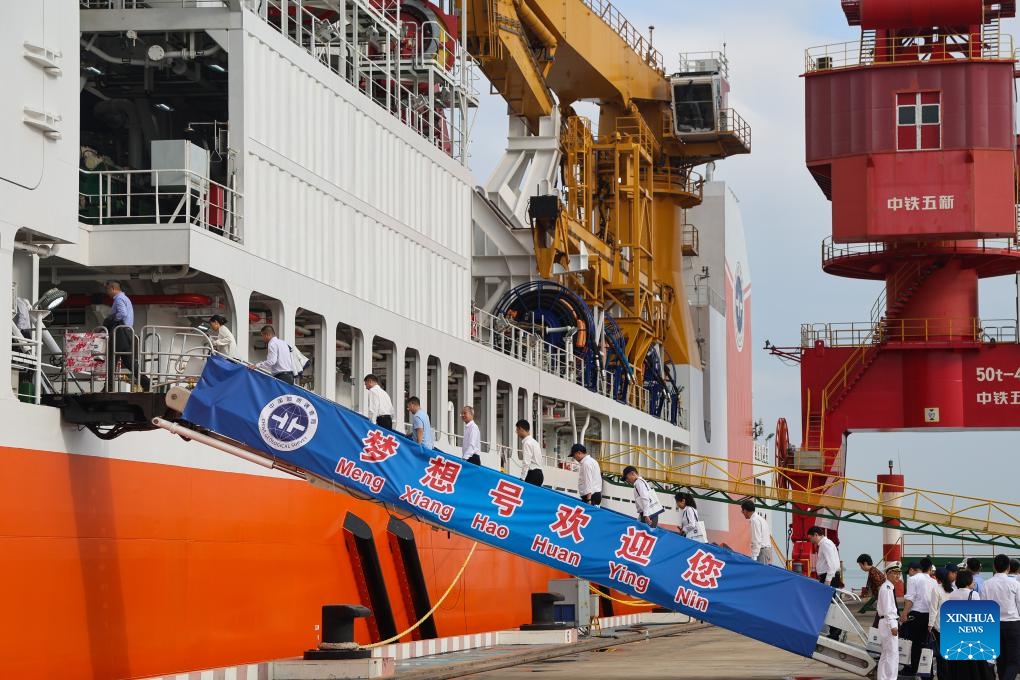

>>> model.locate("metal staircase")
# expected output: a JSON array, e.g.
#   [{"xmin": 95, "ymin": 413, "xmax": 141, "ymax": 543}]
[{"xmin": 802, "ymin": 260, "xmax": 943, "ymax": 455}]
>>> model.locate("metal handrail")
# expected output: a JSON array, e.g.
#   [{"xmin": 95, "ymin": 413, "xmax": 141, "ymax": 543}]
[
  {"xmin": 469, "ymin": 306, "xmax": 588, "ymax": 388},
  {"xmin": 718, "ymin": 108, "xmax": 752, "ymax": 150},
  {"xmin": 80, "ymin": 168, "xmax": 242, "ymax": 241},
  {"xmin": 469, "ymin": 307, "xmax": 683, "ymax": 427},
  {"xmin": 80, "ymin": 0, "xmax": 229, "ymax": 7},
  {"xmin": 251, "ymin": 0, "xmax": 476, "ymax": 162},
  {"xmin": 584, "ymin": 438, "xmax": 1020, "ymax": 548},
  {"xmin": 806, "ymin": 31, "xmax": 1016, "ymax": 72},
  {"xmin": 822, "ymin": 235, "xmax": 1020, "ymax": 263},
  {"xmin": 580, "ymin": 0, "xmax": 663, "ymax": 73}
]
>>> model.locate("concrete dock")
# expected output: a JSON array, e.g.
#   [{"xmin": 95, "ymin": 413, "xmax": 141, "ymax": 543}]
[{"xmin": 388, "ymin": 622, "xmax": 866, "ymax": 680}]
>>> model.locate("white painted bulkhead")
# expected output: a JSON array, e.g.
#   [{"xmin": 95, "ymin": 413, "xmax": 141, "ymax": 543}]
[{"xmin": 1, "ymin": 0, "xmax": 719, "ymax": 534}]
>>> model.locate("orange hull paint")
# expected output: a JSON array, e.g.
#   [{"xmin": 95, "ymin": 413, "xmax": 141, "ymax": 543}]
[{"xmin": 0, "ymin": 446, "xmax": 564, "ymax": 679}]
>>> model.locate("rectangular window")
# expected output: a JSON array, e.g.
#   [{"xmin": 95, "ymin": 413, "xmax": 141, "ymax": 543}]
[{"xmin": 896, "ymin": 92, "xmax": 941, "ymax": 151}]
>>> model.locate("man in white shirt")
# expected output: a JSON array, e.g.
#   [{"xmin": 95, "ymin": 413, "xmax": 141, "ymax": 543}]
[
  {"xmin": 363, "ymin": 374, "xmax": 394, "ymax": 429},
  {"xmin": 255, "ymin": 325, "xmax": 294, "ymax": 384},
  {"xmin": 900, "ymin": 557, "xmax": 936, "ymax": 675},
  {"xmin": 515, "ymin": 419, "xmax": 543, "ymax": 486},
  {"xmin": 622, "ymin": 466, "xmax": 663, "ymax": 527},
  {"xmin": 807, "ymin": 525, "xmax": 843, "ymax": 640},
  {"xmin": 460, "ymin": 406, "xmax": 481, "ymax": 461},
  {"xmin": 984, "ymin": 553, "xmax": 1020, "ymax": 680},
  {"xmin": 740, "ymin": 500, "xmax": 772, "ymax": 565},
  {"xmin": 568, "ymin": 443, "xmax": 602, "ymax": 506},
  {"xmin": 876, "ymin": 562, "xmax": 902, "ymax": 680}
]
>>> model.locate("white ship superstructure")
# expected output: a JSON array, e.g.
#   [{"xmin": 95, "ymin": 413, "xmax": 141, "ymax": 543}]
[{"xmin": 1, "ymin": 1, "xmax": 754, "ymax": 677}]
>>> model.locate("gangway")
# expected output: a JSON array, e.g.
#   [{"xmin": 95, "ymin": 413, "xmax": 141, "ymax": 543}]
[
  {"xmin": 589, "ymin": 440, "xmax": 1020, "ymax": 551},
  {"xmin": 154, "ymin": 355, "xmax": 876, "ymax": 676}
]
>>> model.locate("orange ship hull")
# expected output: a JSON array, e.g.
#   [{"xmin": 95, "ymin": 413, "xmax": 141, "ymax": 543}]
[{"xmin": 0, "ymin": 444, "xmax": 604, "ymax": 680}]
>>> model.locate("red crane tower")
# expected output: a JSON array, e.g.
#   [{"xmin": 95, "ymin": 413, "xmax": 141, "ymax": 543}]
[{"xmin": 780, "ymin": 0, "xmax": 1020, "ymax": 573}]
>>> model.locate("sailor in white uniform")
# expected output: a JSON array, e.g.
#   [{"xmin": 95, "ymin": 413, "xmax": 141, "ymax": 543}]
[{"xmin": 876, "ymin": 562, "xmax": 902, "ymax": 680}]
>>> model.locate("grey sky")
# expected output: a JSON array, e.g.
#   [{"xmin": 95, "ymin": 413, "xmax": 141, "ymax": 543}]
[{"xmin": 466, "ymin": 2, "xmax": 1020, "ymax": 582}]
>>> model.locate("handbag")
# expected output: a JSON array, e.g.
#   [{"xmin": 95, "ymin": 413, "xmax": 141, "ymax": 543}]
[{"xmin": 917, "ymin": 632, "xmax": 935, "ymax": 678}]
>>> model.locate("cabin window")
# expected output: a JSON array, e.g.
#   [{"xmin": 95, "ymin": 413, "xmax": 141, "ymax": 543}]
[{"xmin": 896, "ymin": 92, "xmax": 940, "ymax": 151}]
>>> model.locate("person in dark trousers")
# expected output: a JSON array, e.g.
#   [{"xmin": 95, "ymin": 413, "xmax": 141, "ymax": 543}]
[
  {"xmin": 515, "ymin": 420, "xmax": 543, "ymax": 486},
  {"xmin": 254, "ymin": 325, "xmax": 294, "ymax": 384},
  {"xmin": 901, "ymin": 556, "xmax": 935, "ymax": 675},
  {"xmin": 983, "ymin": 553, "xmax": 1020, "ymax": 680},
  {"xmin": 929, "ymin": 566, "xmax": 956, "ymax": 680},
  {"xmin": 363, "ymin": 373, "xmax": 394, "ymax": 429},
  {"xmin": 807, "ymin": 526, "xmax": 843, "ymax": 640},
  {"xmin": 102, "ymin": 280, "xmax": 149, "ymax": 390}
]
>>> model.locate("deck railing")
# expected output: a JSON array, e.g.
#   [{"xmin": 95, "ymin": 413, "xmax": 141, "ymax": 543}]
[
  {"xmin": 801, "ymin": 317, "xmax": 1018, "ymax": 347},
  {"xmin": 79, "ymin": 168, "xmax": 242, "ymax": 241},
  {"xmin": 247, "ymin": 0, "xmax": 477, "ymax": 162},
  {"xmin": 581, "ymin": 0, "xmax": 663, "ymax": 72},
  {"xmin": 470, "ymin": 307, "xmax": 685, "ymax": 428},
  {"xmin": 806, "ymin": 31, "xmax": 1015, "ymax": 72}
]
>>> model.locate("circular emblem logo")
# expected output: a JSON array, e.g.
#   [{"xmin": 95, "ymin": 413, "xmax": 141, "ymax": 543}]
[
  {"xmin": 258, "ymin": 395, "xmax": 318, "ymax": 452},
  {"xmin": 734, "ymin": 262, "xmax": 745, "ymax": 352}
]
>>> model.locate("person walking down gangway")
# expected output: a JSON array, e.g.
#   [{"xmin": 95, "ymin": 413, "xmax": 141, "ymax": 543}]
[
  {"xmin": 807, "ymin": 526, "xmax": 844, "ymax": 640},
  {"xmin": 254, "ymin": 325, "xmax": 294, "ymax": 384},
  {"xmin": 568, "ymin": 443, "xmax": 602, "ymax": 506},
  {"xmin": 623, "ymin": 466, "xmax": 663, "ymax": 528},
  {"xmin": 208, "ymin": 314, "xmax": 237, "ymax": 357},
  {"xmin": 460, "ymin": 405, "xmax": 481, "ymax": 462},
  {"xmin": 741, "ymin": 500, "xmax": 772, "ymax": 565},
  {"xmin": 675, "ymin": 493, "xmax": 705, "ymax": 542},
  {"xmin": 406, "ymin": 397, "xmax": 434, "ymax": 449},
  {"xmin": 515, "ymin": 420, "xmax": 544, "ymax": 486},
  {"xmin": 363, "ymin": 373, "xmax": 395, "ymax": 430}
]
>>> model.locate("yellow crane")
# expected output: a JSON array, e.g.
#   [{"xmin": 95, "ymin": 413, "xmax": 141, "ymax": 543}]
[{"xmin": 465, "ymin": 0, "xmax": 750, "ymax": 387}]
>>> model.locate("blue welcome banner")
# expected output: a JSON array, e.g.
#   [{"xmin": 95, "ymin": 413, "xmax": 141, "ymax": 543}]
[{"xmin": 182, "ymin": 355, "xmax": 833, "ymax": 657}]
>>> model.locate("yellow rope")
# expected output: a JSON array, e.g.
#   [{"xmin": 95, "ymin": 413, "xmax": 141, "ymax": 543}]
[
  {"xmin": 363, "ymin": 542, "xmax": 479, "ymax": 648},
  {"xmin": 588, "ymin": 584, "xmax": 653, "ymax": 608}
]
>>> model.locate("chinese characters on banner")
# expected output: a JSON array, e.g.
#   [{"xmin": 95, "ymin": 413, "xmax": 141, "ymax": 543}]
[{"xmin": 181, "ymin": 355, "xmax": 835, "ymax": 659}]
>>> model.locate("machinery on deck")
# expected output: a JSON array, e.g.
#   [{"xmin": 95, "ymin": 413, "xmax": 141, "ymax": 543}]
[{"xmin": 466, "ymin": 0, "xmax": 750, "ymax": 406}]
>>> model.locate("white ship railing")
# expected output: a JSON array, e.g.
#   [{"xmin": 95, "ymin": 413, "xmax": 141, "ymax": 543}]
[
  {"xmin": 80, "ymin": 168, "xmax": 242, "ymax": 241},
  {"xmin": 10, "ymin": 320, "xmax": 61, "ymax": 405},
  {"xmin": 470, "ymin": 306, "xmax": 587, "ymax": 388},
  {"xmin": 80, "ymin": 1, "xmax": 229, "ymax": 7},
  {"xmin": 247, "ymin": 0, "xmax": 477, "ymax": 163},
  {"xmin": 470, "ymin": 307, "xmax": 685, "ymax": 428}
]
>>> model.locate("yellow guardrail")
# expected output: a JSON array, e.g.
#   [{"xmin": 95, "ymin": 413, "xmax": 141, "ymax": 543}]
[{"xmin": 585, "ymin": 438, "xmax": 1020, "ymax": 544}]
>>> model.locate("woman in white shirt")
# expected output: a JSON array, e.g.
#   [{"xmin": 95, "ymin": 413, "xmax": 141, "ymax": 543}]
[
  {"xmin": 928, "ymin": 567, "xmax": 955, "ymax": 680},
  {"xmin": 623, "ymin": 466, "xmax": 664, "ymax": 528},
  {"xmin": 208, "ymin": 314, "xmax": 237, "ymax": 357},
  {"xmin": 675, "ymin": 492, "xmax": 705, "ymax": 542}
]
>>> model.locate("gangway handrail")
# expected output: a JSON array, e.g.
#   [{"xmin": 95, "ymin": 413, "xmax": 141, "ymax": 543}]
[{"xmin": 586, "ymin": 438, "xmax": 1020, "ymax": 550}]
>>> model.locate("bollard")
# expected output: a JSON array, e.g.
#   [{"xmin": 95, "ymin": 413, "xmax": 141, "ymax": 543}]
[
  {"xmin": 303, "ymin": 604, "xmax": 373, "ymax": 660},
  {"xmin": 520, "ymin": 592, "xmax": 570, "ymax": 630}
]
